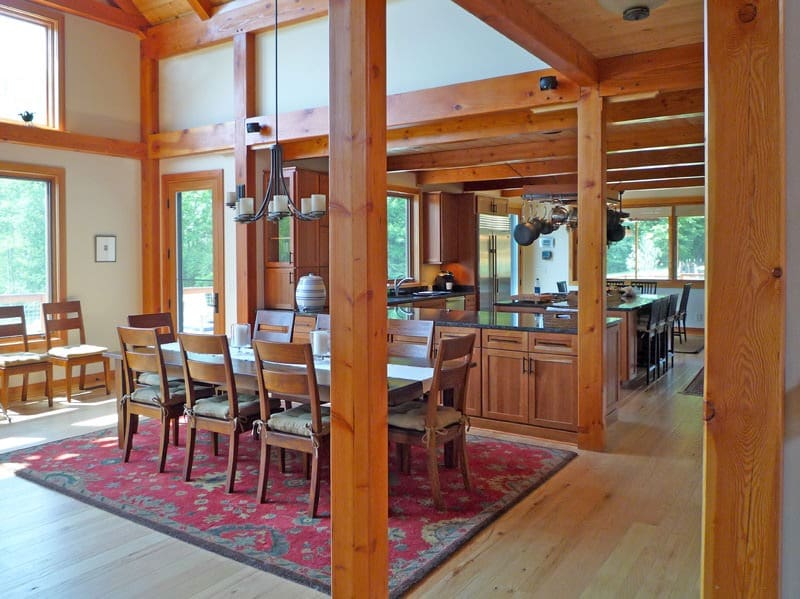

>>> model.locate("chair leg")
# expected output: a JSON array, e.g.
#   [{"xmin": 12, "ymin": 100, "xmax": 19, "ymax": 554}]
[
  {"xmin": 45, "ymin": 364, "xmax": 53, "ymax": 407},
  {"xmin": 279, "ymin": 447, "xmax": 287, "ymax": 473},
  {"xmin": 158, "ymin": 413, "xmax": 170, "ymax": 473},
  {"xmin": 123, "ymin": 411, "xmax": 136, "ymax": 463},
  {"xmin": 226, "ymin": 431, "xmax": 239, "ymax": 493},
  {"xmin": 458, "ymin": 433, "xmax": 471, "ymax": 491},
  {"xmin": 426, "ymin": 445, "xmax": 444, "ymax": 510},
  {"xmin": 64, "ymin": 365, "xmax": 73, "ymax": 402},
  {"xmin": 79, "ymin": 364, "xmax": 87, "ymax": 390},
  {"xmin": 256, "ymin": 438, "xmax": 272, "ymax": 503},
  {"xmin": 212, "ymin": 432, "xmax": 219, "ymax": 456},
  {"xmin": 103, "ymin": 358, "xmax": 111, "ymax": 394},
  {"xmin": 21, "ymin": 373, "xmax": 29, "ymax": 402},
  {"xmin": 1, "ymin": 374, "xmax": 10, "ymax": 421},
  {"xmin": 172, "ymin": 416, "xmax": 180, "ymax": 446},
  {"xmin": 184, "ymin": 423, "xmax": 197, "ymax": 481},
  {"xmin": 308, "ymin": 448, "xmax": 321, "ymax": 518}
]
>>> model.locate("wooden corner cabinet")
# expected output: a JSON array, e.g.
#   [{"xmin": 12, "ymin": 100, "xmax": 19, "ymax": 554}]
[
  {"xmin": 422, "ymin": 191, "xmax": 459, "ymax": 264},
  {"xmin": 263, "ymin": 167, "xmax": 329, "ymax": 309}
]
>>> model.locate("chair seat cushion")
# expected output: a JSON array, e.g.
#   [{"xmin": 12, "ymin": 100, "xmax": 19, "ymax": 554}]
[
  {"xmin": 193, "ymin": 393, "xmax": 259, "ymax": 420},
  {"xmin": 0, "ymin": 352, "xmax": 48, "ymax": 367},
  {"xmin": 130, "ymin": 382, "xmax": 214, "ymax": 407},
  {"xmin": 268, "ymin": 405, "xmax": 330, "ymax": 437},
  {"xmin": 48, "ymin": 344, "xmax": 108, "ymax": 359},
  {"xmin": 137, "ymin": 372, "xmax": 183, "ymax": 387},
  {"xmin": 387, "ymin": 401, "xmax": 463, "ymax": 432}
]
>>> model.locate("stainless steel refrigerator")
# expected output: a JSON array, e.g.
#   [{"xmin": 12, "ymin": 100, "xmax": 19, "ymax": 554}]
[{"xmin": 478, "ymin": 213, "xmax": 512, "ymax": 309}]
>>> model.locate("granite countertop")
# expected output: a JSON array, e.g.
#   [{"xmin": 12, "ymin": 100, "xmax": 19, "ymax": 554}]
[
  {"xmin": 386, "ymin": 286, "xmax": 474, "ymax": 306},
  {"xmin": 387, "ymin": 307, "xmax": 621, "ymax": 334},
  {"xmin": 495, "ymin": 292, "xmax": 660, "ymax": 313}
]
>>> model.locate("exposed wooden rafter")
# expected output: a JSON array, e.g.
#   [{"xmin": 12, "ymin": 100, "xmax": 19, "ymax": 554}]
[
  {"xmin": 26, "ymin": 0, "xmax": 148, "ymax": 37},
  {"xmin": 599, "ymin": 43, "xmax": 704, "ymax": 96},
  {"xmin": 451, "ymin": 0, "xmax": 598, "ymax": 86},
  {"xmin": 185, "ymin": 0, "xmax": 214, "ymax": 21}
]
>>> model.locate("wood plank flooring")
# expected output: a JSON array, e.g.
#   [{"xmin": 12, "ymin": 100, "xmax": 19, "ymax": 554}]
[{"xmin": 0, "ymin": 348, "xmax": 703, "ymax": 598}]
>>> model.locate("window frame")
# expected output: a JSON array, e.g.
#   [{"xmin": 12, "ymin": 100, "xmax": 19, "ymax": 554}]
[
  {"xmin": 0, "ymin": 161, "xmax": 66, "ymax": 344},
  {"xmin": 386, "ymin": 189, "xmax": 419, "ymax": 284},
  {"xmin": 0, "ymin": 0, "xmax": 64, "ymax": 129},
  {"xmin": 569, "ymin": 199, "xmax": 705, "ymax": 288}
]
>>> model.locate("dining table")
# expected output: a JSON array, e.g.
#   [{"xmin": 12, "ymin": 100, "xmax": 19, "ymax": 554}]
[{"xmin": 106, "ymin": 342, "xmax": 435, "ymax": 448}]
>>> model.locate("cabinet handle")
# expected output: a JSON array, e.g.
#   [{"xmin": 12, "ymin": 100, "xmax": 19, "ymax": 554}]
[
  {"xmin": 487, "ymin": 335, "xmax": 521, "ymax": 344},
  {"xmin": 289, "ymin": 250, "xmax": 294, "ymax": 265},
  {"xmin": 522, "ymin": 357, "xmax": 526, "ymax": 374},
  {"xmin": 528, "ymin": 357, "xmax": 534, "ymax": 374},
  {"xmin": 289, "ymin": 271, "xmax": 294, "ymax": 284}
]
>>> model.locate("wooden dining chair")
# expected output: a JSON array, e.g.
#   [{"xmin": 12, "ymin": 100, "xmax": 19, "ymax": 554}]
[
  {"xmin": 42, "ymin": 300, "xmax": 110, "ymax": 402},
  {"xmin": 388, "ymin": 332, "xmax": 476, "ymax": 510},
  {"xmin": 253, "ymin": 310, "xmax": 295, "ymax": 343},
  {"xmin": 387, "ymin": 319, "xmax": 434, "ymax": 359},
  {"xmin": 252, "ymin": 339, "xmax": 330, "ymax": 517},
  {"xmin": 178, "ymin": 332, "xmax": 260, "ymax": 493},
  {"xmin": 0, "ymin": 306, "xmax": 53, "ymax": 421},
  {"xmin": 117, "ymin": 326, "xmax": 214, "ymax": 472},
  {"xmin": 673, "ymin": 283, "xmax": 692, "ymax": 344},
  {"xmin": 127, "ymin": 312, "xmax": 176, "ymax": 344}
]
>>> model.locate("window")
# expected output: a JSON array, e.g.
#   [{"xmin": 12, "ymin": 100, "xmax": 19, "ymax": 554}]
[
  {"xmin": 387, "ymin": 193, "xmax": 413, "ymax": 280},
  {"xmin": 676, "ymin": 205, "xmax": 705, "ymax": 280},
  {"xmin": 0, "ymin": 162, "xmax": 64, "ymax": 334},
  {"xmin": 0, "ymin": 0, "xmax": 63, "ymax": 128},
  {"xmin": 606, "ymin": 204, "xmax": 704, "ymax": 281}
]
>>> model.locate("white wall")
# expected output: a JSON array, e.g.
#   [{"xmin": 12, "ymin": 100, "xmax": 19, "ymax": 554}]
[
  {"xmin": 160, "ymin": 44, "xmax": 235, "ymax": 131},
  {"xmin": 64, "ymin": 15, "xmax": 140, "ymax": 140},
  {"xmin": 784, "ymin": 0, "xmax": 800, "ymax": 594}
]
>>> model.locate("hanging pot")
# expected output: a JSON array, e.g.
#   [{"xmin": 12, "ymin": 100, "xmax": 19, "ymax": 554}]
[{"xmin": 513, "ymin": 218, "xmax": 543, "ymax": 246}]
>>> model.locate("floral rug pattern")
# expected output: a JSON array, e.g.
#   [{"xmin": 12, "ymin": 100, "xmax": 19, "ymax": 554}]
[{"xmin": 2, "ymin": 421, "xmax": 576, "ymax": 597}]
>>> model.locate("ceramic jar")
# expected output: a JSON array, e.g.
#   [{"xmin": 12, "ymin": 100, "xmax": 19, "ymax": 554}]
[{"xmin": 295, "ymin": 273, "xmax": 327, "ymax": 312}]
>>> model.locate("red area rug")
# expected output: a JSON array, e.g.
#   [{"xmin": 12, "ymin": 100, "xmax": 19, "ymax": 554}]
[{"xmin": 2, "ymin": 420, "xmax": 575, "ymax": 597}]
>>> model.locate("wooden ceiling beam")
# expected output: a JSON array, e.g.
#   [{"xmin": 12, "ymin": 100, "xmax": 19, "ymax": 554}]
[
  {"xmin": 451, "ymin": 0, "xmax": 598, "ymax": 86},
  {"xmin": 143, "ymin": 0, "xmax": 329, "ymax": 59},
  {"xmin": 606, "ymin": 88, "xmax": 705, "ymax": 123},
  {"xmin": 464, "ymin": 173, "xmax": 578, "ymax": 192},
  {"xmin": 608, "ymin": 177, "xmax": 705, "ymax": 192},
  {"xmin": 417, "ymin": 158, "xmax": 578, "ymax": 185},
  {"xmin": 608, "ymin": 164, "xmax": 705, "ymax": 183},
  {"xmin": 149, "ymin": 122, "xmax": 234, "ymax": 159},
  {"xmin": 110, "ymin": 0, "xmax": 144, "ymax": 18},
  {"xmin": 0, "ymin": 121, "xmax": 145, "ymax": 159},
  {"xmin": 607, "ymin": 146, "xmax": 705, "ymax": 169},
  {"xmin": 599, "ymin": 43, "xmax": 704, "ymax": 96},
  {"xmin": 26, "ymin": 0, "xmax": 148, "ymax": 36},
  {"xmin": 608, "ymin": 120, "xmax": 704, "ymax": 152},
  {"xmin": 186, "ymin": 0, "xmax": 214, "ymax": 21}
]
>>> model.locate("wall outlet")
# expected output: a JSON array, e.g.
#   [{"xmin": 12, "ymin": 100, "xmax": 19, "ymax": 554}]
[{"xmin": 695, "ymin": 312, "xmax": 703, "ymax": 322}]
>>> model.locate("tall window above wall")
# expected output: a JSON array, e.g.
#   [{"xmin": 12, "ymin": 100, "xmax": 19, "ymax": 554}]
[
  {"xmin": 387, "ymin": 192, "xmax": 414, "ymax": 280},
  {"xmin": 0, "ymin": 162, "xmax": 65, "ymax": 335},
  {"xmin": 675, "ymin": 204, "xmax": 705, "ymax": 280},
  {"xmin": 0, "ymin": 0, "xmax": 63, "ymax": 128}
]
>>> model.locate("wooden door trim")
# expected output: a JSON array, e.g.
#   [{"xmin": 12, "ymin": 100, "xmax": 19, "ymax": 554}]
[{"xmin": 161, "ymin": 169, "xmax": 225, "ymax": 333}]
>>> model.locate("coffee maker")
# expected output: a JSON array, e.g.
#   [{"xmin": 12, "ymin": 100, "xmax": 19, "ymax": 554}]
[{"xmin": 433, "ymin": 270, "xmax": 455, "ymax": 291}]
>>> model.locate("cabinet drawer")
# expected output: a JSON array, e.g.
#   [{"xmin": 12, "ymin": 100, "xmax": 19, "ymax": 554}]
[
  {"xmin": 529, "ymin": 333, "xmax": 577, "ymax": 355},
  {"xmin": 435, "ymin": 326, "xmax": 481, "ymax": 348},
  {"xmin": 482, "ymin": 329, "xmax": 529, "ymax": 352}
]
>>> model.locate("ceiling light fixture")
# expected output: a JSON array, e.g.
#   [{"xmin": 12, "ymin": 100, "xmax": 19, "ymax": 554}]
[
  {"xmin": 227, "ymin": 0, "xmax": 326, "ymax": 223},
  {"xmin": 597, "ymin": 0, "xmax": 667, "ymax": 21}
]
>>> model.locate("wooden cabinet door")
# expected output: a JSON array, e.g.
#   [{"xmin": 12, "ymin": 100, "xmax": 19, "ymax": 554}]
[
  {"xmin": 423, "ymin": 192, "xmax": 458, "ymax": 264},
  {"xmin": 318, "ymin": 174, "xmax": 329, "ymax": 267},
  {"xmin": 465, "ymin": 345, "xmax": 481, "ymax": 416},
  {"xmin": 529, "ymin": 353, "xmax": 578, "ymax": 431},
  {"xmin": 292, "ymin": 168, "xmax": 321, "ymax": 270},
  {"xmin": 475, "ymin": 195, "xmax": 508, "ymax": 215},
  {"xmin": 481, "ymin": 348, "xmax": 529, "ymax": 423},
  {"xmin": 264, "ymin": 267, "xmax": 296, "ymax": 310}
]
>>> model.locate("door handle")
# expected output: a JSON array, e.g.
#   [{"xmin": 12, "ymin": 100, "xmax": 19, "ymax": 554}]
[{"xmin": 211, "ymin": 292, "xmax": 219, "ymax": 314}]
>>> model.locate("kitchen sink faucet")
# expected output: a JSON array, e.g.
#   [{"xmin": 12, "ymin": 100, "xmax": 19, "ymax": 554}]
[{"xmin": 393, "ymin": 276, "xmax": 414, "ymax": 296}]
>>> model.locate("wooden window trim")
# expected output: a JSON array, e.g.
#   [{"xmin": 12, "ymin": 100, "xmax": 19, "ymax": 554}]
[
  {"xmin": 0, "ymin": 0, "xmax": 64, "ymax": 129},
  {"xmin": 0, "ymin": 160, "xmax": 67, "ymax": 348}
]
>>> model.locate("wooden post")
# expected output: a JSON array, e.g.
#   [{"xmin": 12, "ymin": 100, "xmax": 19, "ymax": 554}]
[
  {"xmin": 703, "ymin": 0, "xmax": 784, "ymax": 595},
  {"xmin": 140, "ymin": 50, "xmax": 161, "ymax": 312},
  {"xmin": 233, "ymin": 32, "xmax": 258, "ymax": 324},
  {"xmin": 576, "ymin": 85, "xmax": 606, "ymax": 451},
  {"xmin": 328, "ymin": 1, "xmax": 389, "ymax": 597}
]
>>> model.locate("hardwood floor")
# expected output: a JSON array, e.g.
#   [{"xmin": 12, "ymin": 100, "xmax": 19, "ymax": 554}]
[{"xmin": 0, "ymin": 347, "xmax": 703, "ymax": 598}]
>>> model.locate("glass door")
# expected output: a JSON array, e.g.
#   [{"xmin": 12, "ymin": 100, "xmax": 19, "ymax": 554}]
[{"xmin": 163, "ymin": 171, "xmax": 225, "ymax": 334}]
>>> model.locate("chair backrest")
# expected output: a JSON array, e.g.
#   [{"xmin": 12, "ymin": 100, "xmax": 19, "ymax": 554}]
[
  {"xmin": 666, "ymin": 293, "xmax": 680, "ymax": 322},
  {"xmin": 314, "ymin": 313, "xmax": 330, "ymax": 330},
  {"xmin": 117, "ymin": 326, "xmax": 168, "ymax": 399},
  {"xmin": 0, "ymin": 305, "xmax": 31, "ymax": 353},
  {"xmin": 678, "ymin": 283, "xmax": 692, "ymax": 314},
  {"xmin": 253, "ymin": 310, "xmax": 295, "ymax": 343},
  {"xmin": 42, "ymin": 300, "xmax": 87, "ymax": 348},
  {"xmin": 426, "ymin": 333, "xmax": 476, "ymax": 420},
  {"xmin": 654, "ymin": 296, "xmax": 670, "ymax": 328},
  {"xmin": 634, "ymin": 281, "xmax": 658, "ymax": 294},
  {"xmin": 127, "ymin": 312, "xmax": 176, "ymax": 345},
  {"xmin": 556, "ymin": 281, "xmax": 568, "ymax": 293},
  {"xmin": 606, "ymin": 279, "xmax": 626, "ymax": 289},
  {"xmin": 252, "ymin": 340, "xmax": 322, "ymax": 431},
  {"xmin": 178, "ymin": 333, "xmax": 238, "ymax": 417},
  {"xmin": 387, "ymin": 319, "xmax": 434, "ymax": 359}
]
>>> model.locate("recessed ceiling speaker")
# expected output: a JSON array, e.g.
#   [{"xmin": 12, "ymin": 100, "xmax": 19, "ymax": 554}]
[{"xmin": 597, "ymin": 0, "xmax": 667, "ymax": 21}]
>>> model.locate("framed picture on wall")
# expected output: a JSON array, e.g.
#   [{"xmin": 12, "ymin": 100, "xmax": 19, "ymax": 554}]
[{"xmin": 95, "ymin": 235, "xmax": 116, "ymax": 262}]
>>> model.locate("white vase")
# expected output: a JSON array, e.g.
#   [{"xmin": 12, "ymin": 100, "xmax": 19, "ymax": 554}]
[{"xmin": 295, "ymin": 273, "xmax": 327, "ymax": 312}]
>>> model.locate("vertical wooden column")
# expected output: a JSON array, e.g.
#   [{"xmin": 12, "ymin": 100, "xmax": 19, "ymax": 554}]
[
  {"xmin": 703, "ymin": 0, "xmax": 783, "ymax": 595},
  {"xmin": 576, "ymin": 85, "xmax": 606, "ymax": 451},
  {"xmin": 140, "ymin": 49, "xmax": 161, "ymax": 312},
  {"xmin": 329, "ymin": 0, "xmax": 388, "ymax": 596},
  {"xmin": 234, "ymin": 32, "xmax": 258, "ymax": 323}
]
